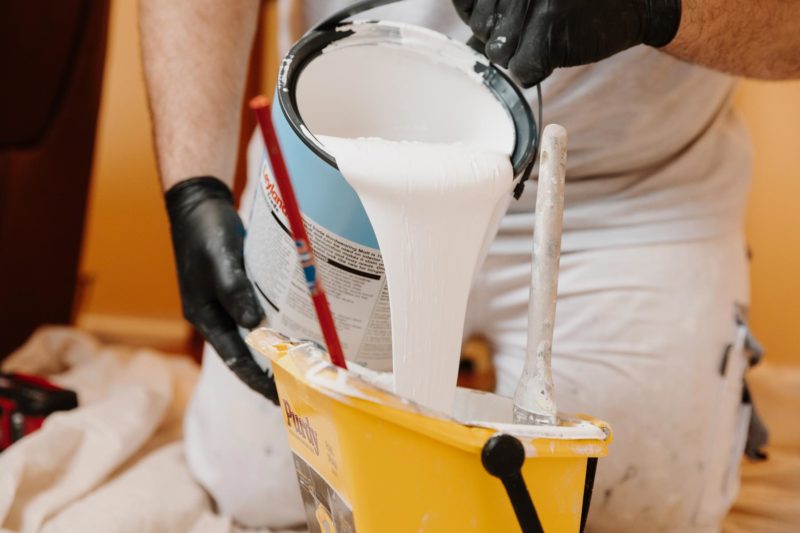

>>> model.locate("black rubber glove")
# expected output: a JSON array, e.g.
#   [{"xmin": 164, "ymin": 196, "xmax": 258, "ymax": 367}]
[
  {"xmin": 165, "ymin": 176, "xmax": 278, "ymax": 404},
  {"xmin": 453, "ymin": 0, "xmax": 682, "ymax": 87}
]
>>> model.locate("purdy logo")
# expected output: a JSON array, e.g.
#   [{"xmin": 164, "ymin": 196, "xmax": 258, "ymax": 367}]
[{"xmin": 283, "ymin": 400, "xmax": 320, "ymax": 456}]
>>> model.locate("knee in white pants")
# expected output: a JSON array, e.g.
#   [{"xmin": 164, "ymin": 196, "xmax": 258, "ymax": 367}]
[{"xmin": 184, "ymin": 345, "xmax": 305, "ymax": 528}]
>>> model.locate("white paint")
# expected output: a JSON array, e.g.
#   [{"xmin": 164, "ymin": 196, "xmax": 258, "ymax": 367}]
[
  {"xmin": 296, "ymin": 37, "xmax": 516, "ymax": 414},
  {"xmin": 321, "ymin": 137, "xmax": 513, "ymax": 414},
  {"xmin": 297, "ymin": 37, "xmax": 514, "ymax": 153}
]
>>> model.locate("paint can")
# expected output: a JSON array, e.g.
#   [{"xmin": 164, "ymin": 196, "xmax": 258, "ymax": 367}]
[{"xmin": 245, "ymin": 0, "xmax": 538, "ymax": 371}]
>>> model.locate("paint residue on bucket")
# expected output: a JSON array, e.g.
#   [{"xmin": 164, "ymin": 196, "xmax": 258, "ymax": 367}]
[{"xmin": 247, "ymin": 328, "xmax": 610, "ymax": 445}]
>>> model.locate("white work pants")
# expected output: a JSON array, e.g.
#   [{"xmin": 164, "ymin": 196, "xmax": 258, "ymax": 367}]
[
  {"xmin": 466, "ymin": 232, "xmax": 751, "ymax": 532},
  {"xmin": 184, "ymin": 226, "xmax": 751, "ymax": 532}
]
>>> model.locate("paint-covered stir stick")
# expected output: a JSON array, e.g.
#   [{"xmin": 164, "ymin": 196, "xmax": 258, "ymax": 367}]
[
  {"xmin": 513, "ymin": 124, "xmax": 568, "ymax": 425},
  {"xmin": 250, "ymin": 96, "xmax": 348, "ymax": 370}
]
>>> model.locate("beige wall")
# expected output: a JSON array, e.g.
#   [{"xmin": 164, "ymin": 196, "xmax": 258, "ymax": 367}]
[
  {"xmin": 77, "ymin": 0, "xmax": 183, "ymax": 347},
  {"xmin": 738, "ymin": 80, "xmax": 800, "ymax": 365},
  {"xmin": 78, "ymin": 5, "xmax": 800, "ymax": 362}
]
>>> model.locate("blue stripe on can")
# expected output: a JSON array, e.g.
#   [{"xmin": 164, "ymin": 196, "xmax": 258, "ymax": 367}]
[{"xmin": 271, "ymin": 98, "xmax": 380, "ymax": 250}]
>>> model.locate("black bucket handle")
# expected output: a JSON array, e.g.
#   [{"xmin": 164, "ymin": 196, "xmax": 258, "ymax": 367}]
[
  {"xmin": 482, "ymin": 434, "xmax": 545, "ymax": 533},
  {"xmin": 482, "ymin": 434, "xmax": 598, "ymax": 532}
]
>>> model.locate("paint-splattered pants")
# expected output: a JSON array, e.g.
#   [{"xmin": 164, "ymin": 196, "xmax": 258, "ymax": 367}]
[
  {"xmin": 465, "ymin": 231, "xmax": 751, "ymax": 532},
  {"xmin": 185, "ymin": 227, "xmax": 751, "ymax": 532}
]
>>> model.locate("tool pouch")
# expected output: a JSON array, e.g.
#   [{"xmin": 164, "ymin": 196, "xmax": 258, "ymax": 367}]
[
  {"xmin": 0, "ymin": 373, "xmax": 78, "ymax": 451},
  {"xmin": 736, "ymin": 309, "xmax": 768, "ymax": 461}
]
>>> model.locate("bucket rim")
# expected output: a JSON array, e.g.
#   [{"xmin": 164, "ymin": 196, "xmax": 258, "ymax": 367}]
[
  {"xmin": 275, "ymin": 20, "xmax": 538, "ymax": 178},
  {"xmin": 246, "ymin": 328, "xmax": 612, "ymax": 459}
]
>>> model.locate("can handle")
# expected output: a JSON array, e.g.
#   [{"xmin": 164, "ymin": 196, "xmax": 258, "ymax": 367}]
[
  {"xmin": 313, "ymin": 0, "xmax": 403, "ymax": 33},
  {"xmin": 482, "ymin": 434, "xmax": 545, "ymax": 533}
]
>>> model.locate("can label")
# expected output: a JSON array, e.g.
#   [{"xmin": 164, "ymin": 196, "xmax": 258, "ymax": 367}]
[
  {"xmin": 293, "ymin": 452, "xmax": 356, "ymax": 533},
  {"xmin": 245, "ymin": 159, "xmax": 392, "ymax": 370}
]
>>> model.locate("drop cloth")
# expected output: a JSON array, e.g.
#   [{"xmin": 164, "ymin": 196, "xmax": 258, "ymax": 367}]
[{"xmin": 0, "ymin": 327, "xmax": 303, "ymax": 533}]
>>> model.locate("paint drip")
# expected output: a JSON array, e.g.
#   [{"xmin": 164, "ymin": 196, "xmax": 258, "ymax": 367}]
[
  {"xmin": 319, "ymin": 137, "xmax": 513, "ymax": 413},
  {"xmin": 297, "ymin": 39, "xmax": 517, "ymax": 414}
]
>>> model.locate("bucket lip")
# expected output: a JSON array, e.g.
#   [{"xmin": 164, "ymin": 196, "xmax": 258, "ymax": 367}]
[
  {"xmin": 246, "ymin": 328, "xmax": 612, "ymax": 459},
  {"xmin": 306, "ymin": 359, "xmax": 612, "ymax": 447},
  {"xmin": 276, "ymin": 20, "xmax": 537, "ymax": 177}
]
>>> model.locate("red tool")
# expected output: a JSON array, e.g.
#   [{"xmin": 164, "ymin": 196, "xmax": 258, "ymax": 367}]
[
  {"xmin": 250, "ymin": 96, "xmax": 348, "ymax": 370},
  {"xmin": 0, "ymin": 373, "xmax": 78, "ymax": 451}
]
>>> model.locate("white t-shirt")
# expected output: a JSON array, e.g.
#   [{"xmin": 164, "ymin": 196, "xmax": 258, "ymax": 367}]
[{"xmin": 275, "ymin": 0, "xmax": 752, "ymax": 252}]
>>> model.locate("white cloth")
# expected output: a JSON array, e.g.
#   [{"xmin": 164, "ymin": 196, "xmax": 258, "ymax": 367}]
[
  {"xmin": 0, "ymin": 328, "xmax": 301, "ymax": 533},
  {"xmin": 0, "ymin": 329, "xmax": 198, "ymax": 532},
  {"xmin": 184, "ymin": 1, "xmax": 755, "ymax": 530}
]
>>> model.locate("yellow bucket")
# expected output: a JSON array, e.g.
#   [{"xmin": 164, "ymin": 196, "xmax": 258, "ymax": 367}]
[{"xmin": 248, "ymin": 329, "xmax": 611, "ymax": 533}]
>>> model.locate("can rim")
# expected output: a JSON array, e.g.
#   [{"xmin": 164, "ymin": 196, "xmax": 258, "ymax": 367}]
[{"xmin": 276, "ymin": 21, "xmax": 537, "ymax": 177}]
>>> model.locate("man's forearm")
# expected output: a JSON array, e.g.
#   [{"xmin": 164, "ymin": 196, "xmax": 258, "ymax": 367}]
[
  {"xmin": 139, "ymin": 0, "xmax": 260, "ymax": 190},
  {"xmin": 664, "ymin": 0, "xmax": 800, "ymax": 80}
]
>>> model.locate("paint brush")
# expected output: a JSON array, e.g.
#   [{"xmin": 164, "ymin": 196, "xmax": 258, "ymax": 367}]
[
  {"xmin": 250, "ymin": 96, "xmax": 348, "ymax": 370},
  {"xmin": 512, "ymin": 124, "xmax": 568, "ymax": 425}
]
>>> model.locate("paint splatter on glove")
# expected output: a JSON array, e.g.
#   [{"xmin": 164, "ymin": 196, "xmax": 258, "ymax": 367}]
[
  {"xmin": 165, "ymin": 176, "xmax": 278, "ymax": 404},
  {"xmin": 453, "ymin": 0, "xmax": 682, "ymax": 87}
]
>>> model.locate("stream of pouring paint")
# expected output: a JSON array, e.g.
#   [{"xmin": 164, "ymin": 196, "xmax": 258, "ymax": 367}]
[{"xmin": 299, "ymin": 42, "xmax": 516, "ymax": 414}]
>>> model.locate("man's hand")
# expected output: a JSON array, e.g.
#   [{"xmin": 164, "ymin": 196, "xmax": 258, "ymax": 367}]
[
  {"xmin": 140, "ymin": 0, "xmax": 283, "ymax": 400},
  {"xmin": 453, "ymin": 0, "xmax": 681, "ymax": 87},
  {"xmin": 165, "ymin": 176, "xmax": 278, "ymax": 403}
]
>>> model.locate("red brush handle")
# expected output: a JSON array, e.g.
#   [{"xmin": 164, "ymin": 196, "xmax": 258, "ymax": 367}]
[{"xmin": 250, "ymin": 96, "xmax": 348, "ymax": 369}]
